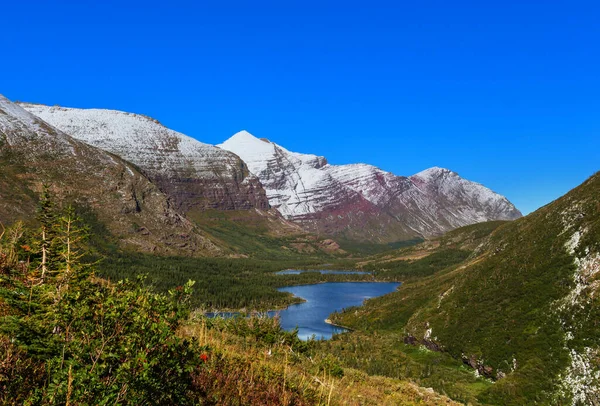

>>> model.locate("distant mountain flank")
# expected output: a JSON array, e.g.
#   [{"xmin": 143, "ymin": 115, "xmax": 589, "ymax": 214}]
[
  {"xmin": 219, "ymin": 130, "xmax": 522, "ymax": 242},
  {"xmin": 19, "ymin": 103, "xmax": 269, "ymax": 213}
]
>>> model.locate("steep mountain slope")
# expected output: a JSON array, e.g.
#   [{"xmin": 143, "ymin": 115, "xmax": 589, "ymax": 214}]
[
  {"xmin": 333, "ymin": 172, "xmax": 600, "ymax": 404},
  {"xmin": 0, "ymin": 94, "xmax": 218, "ymax": 255},
  {"xmin": 218, "ymin": 130, "xmax": 521, "ymax": 242},
  {"xmin": 16, "ymin": 101, "xmax": 348, "ymax": 257},
  {"xmin": 20, "ymin": 103, "xmax": 269, "ymax": 213}
]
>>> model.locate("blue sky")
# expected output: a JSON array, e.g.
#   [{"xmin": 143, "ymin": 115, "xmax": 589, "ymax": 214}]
[{"xmin": 2, "ymin": 1, "xmax": 598, "ymax": 214}]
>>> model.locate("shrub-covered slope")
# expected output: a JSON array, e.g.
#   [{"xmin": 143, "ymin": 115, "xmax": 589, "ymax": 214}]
[{"xmin": 333, "ymin": 173, "xmax": 600, "ymax": 404}]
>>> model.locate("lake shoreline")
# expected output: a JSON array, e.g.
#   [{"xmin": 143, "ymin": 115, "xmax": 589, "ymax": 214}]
[
  {"xmin": 324, "ymin": 318, "xmax": 354, "ymax": 332},
  {"xmin": 277, "ymin": 281, "xmax": 400, "ymax": 340},
  {"xmin": 206, "ymin": 281, "xmax": 400, "ymax": 340},
  {"xmin": 205, "ymin": 279, "xmax": 401, "ymax": 314}
]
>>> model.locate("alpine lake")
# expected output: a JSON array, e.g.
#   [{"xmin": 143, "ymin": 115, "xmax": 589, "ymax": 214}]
[{"xmin": 209, "ymin": 270, "xmax": 400, "ymax": 340}]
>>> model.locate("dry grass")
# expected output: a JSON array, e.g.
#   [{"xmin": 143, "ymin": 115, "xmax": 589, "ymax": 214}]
[{"xmin": 179, "ymin": 318, "xmax": 460, "ymax": 405}]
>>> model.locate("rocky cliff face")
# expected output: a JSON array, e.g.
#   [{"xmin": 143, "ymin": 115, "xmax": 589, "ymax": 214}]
[
  {"xmin": 219, "ymin": 130, "xmax": 522, "ymax": 242},
  {"xmin": 20, "ymin": 104, "xmax": 269, "ymax": 214},
  {"xmin": 1, "ymin": 94, "xmax": 219, "ymax": 256}
]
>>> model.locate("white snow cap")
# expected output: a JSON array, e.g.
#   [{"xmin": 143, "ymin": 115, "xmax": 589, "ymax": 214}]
[
  {"xmin": 219, "ymin": 130, "xmax": 277, "ymax": 163},
  {"xmin": 413, "ymin": 166, "xmax": 453, "ymax": 179}
]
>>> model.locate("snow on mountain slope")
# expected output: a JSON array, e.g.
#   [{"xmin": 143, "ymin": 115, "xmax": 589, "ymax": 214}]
[
  {"xmin": 219, "ymin": 131, "xmax": 522, "ymax": 241},
  {"xmin": 0, "ymin": 95, "xmax": 75, "ymax": 154},
  {"xmin": 0, "ymin": 94, "xmax": 219, "ymax": 255},
  {"xmin": 219, "ymin": 131, "xmax": 329, "ymax": 217},
  {"xmin": 409, "ymin": 167, "xmax": 520, "ymax": 226},
  {"xmin": 20, "ymin": 104, "xmax": 269, "ymax": 213}
]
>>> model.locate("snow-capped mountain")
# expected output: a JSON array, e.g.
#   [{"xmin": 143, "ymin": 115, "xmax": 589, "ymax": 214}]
[
  {"xmin": 219, "ymin": 130, "xmax": 522, "ymax": 241},
  {"xmin": 19, "ymin": 98, "xmax": 521, "ymax": 243},
  {"xmin": 0, "ymin": 94, "xmax": 218, "ymax": 255},
  {"xmin": 20, "ymin": 103, "xmax": 269, "ymax": 213}
]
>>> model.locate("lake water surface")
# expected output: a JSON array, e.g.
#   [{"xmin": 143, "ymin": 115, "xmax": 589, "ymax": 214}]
[
  {"xmin": 275, "ymin": 282, "xmax": 400, "ymax": 340},
  {"xmin": 208, "ymin": 281, "xmax": 400, "ymax": 340}
]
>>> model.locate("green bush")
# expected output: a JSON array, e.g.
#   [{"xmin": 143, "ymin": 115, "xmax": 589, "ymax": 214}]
[{"xmin": 0, "ymin": 201, "xmax": 204, "ymax": 405}]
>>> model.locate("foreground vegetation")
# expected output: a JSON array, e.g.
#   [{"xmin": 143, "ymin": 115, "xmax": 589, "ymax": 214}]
[
  {"xmin": 180, "ymin": 314, "xmax": 457, "ymax": 405},
  {"xmin": 3, "ymin": 174, "xmax": 599, "ymax": 405},
  {"xmin": 0, "ymin": 195, "xmax": 455, "ymax": 405}
]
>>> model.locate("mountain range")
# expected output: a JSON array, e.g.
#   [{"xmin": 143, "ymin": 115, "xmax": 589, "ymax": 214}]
[
  {"xmin": 13, "ymin": 98, "xmax": 521, "ymax": 250},
  {"xmin": 219, "ymin": 130, "xmax": 521, "ymax": 242}
]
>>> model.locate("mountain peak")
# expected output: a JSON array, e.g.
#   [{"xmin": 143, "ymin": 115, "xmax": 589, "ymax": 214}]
[
  {"xmin": 229, "ymin": 130, "xmax": 260, "ymax": 141},
  {"xmin": 218, "ymin": 130, "xmax": 277, "ymax": 162},
  {"xmin": 222, "ymin": 130, "xmax": 274, "ymax": 146},
  {"xmin": 414, "ymin": 166, "xmax": 453, "ymax": 177},
  {"xmin": 411, "ymin": 167, "xmax": 462, "ymax": 183}
]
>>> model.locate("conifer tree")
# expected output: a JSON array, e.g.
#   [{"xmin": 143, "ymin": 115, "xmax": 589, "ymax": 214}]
[
  {"xmin": 36, "ymin": 185, "xmax": 56, "ymax": 281},
  {"xmin": 52, "ymin": 205, "xmax": 90, "ymax": 300}
]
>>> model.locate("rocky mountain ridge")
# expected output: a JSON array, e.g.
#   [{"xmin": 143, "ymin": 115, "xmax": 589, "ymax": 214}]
[
  {"xmin": 19, "ymin": 103, "xmax": 270, "ymax": 214},
  {"xmin": 20, "ymin": 101, "xmax": 521, "ymax": 244},
  {"xmin": 219, "ymin": 130, "xmax": 522, "ymax": 242}
]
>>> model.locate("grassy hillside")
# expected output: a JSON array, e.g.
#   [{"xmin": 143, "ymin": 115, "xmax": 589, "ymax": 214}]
[
  {"xmin": 187, "ymin": 208, "xmax": 350, "ymax": 258},
  {"xmin": 178, "ymin": 315, "xmax": 459, "ymax": 405},
  {"xmin": 330, "ymin": 173, "xmax": 600, "ymax": 404},
  {"xmin": 317, "ymin": 227, "xmax": 503, "ymax": 404}
]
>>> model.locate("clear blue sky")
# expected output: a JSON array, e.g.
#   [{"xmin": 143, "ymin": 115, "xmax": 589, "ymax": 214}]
[{"xmin": 2, "ymin": 1, "xmax": 598, "ymax": 214}]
